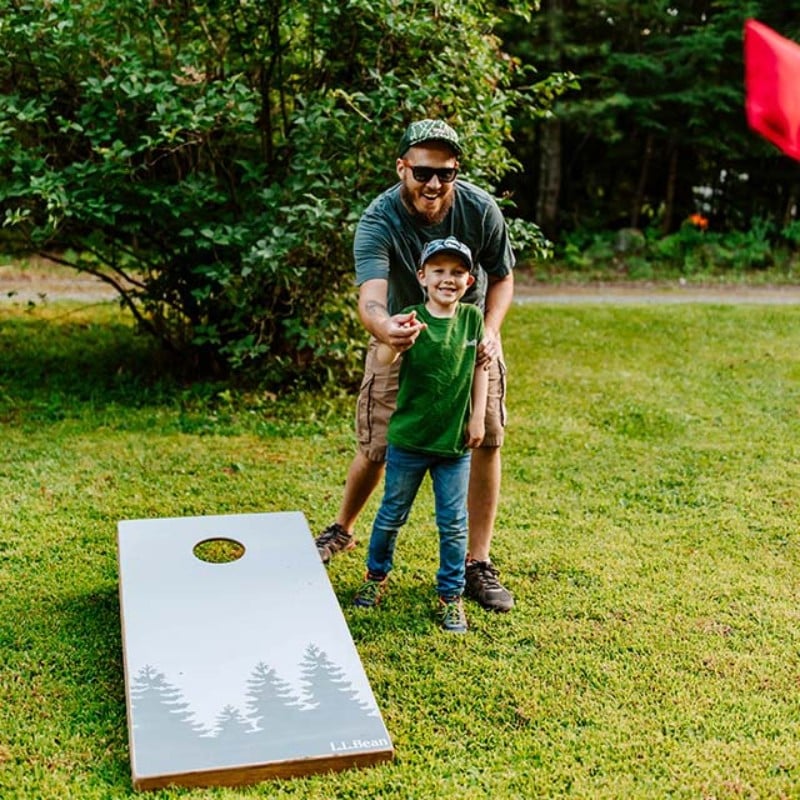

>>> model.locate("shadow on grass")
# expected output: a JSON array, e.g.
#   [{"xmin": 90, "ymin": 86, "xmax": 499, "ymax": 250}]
[
  {"xmin": 52, "ymin": 585, "xmax": 127, "ymax": 716},
  {"xmin": 343, "ymin": 583, "xmax": 441, "ymax": 640},
  {"xmin": 0, "ymin": 308, "xmax": 176, "ymax": 404},
  {"xmin": 55, "ymin": 585, "xmax": 132, "ymax": 787},
  {"xmin": 2, "ymin": 583, "xmax": 131, "ymax": 786},
  {"xmin": 0, "ymin": 305, "xmax": 357, "ymax": 437},
  {"xmin": 0, "ymin": 307, "xmax": 231, "ymax": 427}
]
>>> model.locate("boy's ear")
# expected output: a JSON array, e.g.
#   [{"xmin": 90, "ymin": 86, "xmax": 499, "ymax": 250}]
[
  {"xmin": 466, "ymin": 273, "xmax": 476, "ymax": 287},
  {"xmin": 416, "ymin": 268, "xmax": 426, "ymax": 285}
]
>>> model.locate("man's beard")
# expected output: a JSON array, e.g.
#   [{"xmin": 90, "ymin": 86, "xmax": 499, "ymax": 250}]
[{"xmin": 400, "ymin": 185, "xmax": 454, "ymax": 225}]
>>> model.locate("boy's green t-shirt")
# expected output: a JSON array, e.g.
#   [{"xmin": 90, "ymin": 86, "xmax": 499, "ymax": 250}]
[{"xmin": 388, "ymin": 303, "xmax": 484, "ymax": 457}]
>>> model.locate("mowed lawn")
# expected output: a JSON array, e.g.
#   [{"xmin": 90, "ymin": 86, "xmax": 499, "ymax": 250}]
[{"xmin": 1, "ymin": 297, "xmax": 799, "ymax": 799}]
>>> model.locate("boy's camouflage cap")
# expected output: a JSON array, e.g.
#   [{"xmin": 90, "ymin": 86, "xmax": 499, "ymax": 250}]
[{"xmin": 419, "ymin": 236, "xmax": 473, "ymax": 270}]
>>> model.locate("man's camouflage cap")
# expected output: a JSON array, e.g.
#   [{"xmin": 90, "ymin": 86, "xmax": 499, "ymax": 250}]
[{"xmin": 398, "ymin": 119, "xmax": 462, "ymax": 157}]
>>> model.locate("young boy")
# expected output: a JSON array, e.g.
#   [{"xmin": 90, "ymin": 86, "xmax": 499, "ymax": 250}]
[{"xmin": 353, "ymin": 236, "xmax": 488, "ymax": 633}]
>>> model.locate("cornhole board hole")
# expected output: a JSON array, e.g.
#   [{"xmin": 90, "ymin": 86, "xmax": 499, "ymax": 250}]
[{"xmin": 117, "ymin": 511, "xmax": 393, "ymax": 791}]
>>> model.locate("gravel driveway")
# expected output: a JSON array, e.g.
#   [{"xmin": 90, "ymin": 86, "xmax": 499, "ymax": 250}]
[
  {"xmin": 514, "ymin": 282, "xmax": 800, "ymax": 305},
  {"xmin": 3, "ymin": 264, "xmax": 800, "ymax": 306}
]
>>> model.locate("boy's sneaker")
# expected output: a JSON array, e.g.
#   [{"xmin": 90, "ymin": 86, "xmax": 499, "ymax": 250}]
[
  {"xmin": 315, "ymin": 523, "xmax": 356, "ymax": 564},
  {"xmin": 437, "ymin": 596, "xmax": 468, "ymax": 633},
  {"xmin": 353, "ymin": 573, "xmax": 387, "ymax": 608},
  {"xmin": 465, "ymin": 560, "xmax": 514, "ymax": 612}
]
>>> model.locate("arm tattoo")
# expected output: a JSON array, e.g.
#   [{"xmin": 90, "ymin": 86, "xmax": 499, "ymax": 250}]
[{"xmin": 364, "ymin": 299, "xmax": 389, "ymax": 320}]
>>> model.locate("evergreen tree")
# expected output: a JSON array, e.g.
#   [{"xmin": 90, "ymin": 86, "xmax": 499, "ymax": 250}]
[
  {"xmin": 212, "ymin": 704, "xmax": 254, "ymax": 742},
  {"xmin": 245, "ymin": 661, "xmax": 305, "ymax": 734},
  {"xmin": 501, "ymin": 0, "xmax": 800, "ymax": 235},
  {"xmin": 298, "ymin": 644, "xmax": 376, "ymax": 730},
  {"xmin": 129, "ymin": 665, "xmax": 209, "ymax": 775},
  {"xmin": 130, "ymin": 665, "xmax": 207, "ymax": 739}
]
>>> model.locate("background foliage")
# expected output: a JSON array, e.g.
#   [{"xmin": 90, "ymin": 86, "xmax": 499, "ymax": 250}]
[
  {"xmin": 2, "ymin": 1, "xmax": 800, "ymax": 383},
  {"xmin": 501, "ymin": 0, "xmax": 800, "ymax": 238},
  {"xmin": 0, "ymin": 0, "xmax": 552, "ymax": 384}
]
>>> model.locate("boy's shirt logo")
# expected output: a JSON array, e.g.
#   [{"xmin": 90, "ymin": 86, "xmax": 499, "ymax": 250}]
[{"xmin": 464, "ymin": 339, "xmax": 478, "ymax": 348}]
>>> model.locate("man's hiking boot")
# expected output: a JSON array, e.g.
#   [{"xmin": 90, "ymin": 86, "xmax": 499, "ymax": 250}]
[
  {"xmin": 464, "ymin": 560, "xmax": 514, "ymax": 612},
  {"xmin": 437, "ymin": 596, "xmax": 468, "ymax": 633},
  {"xmin": 315, "ymin": 523, "xmax": 356, "ymax": 564},
  {"xmin": 353, "ymin": 573, "xmax": 388, "ymax": 608}
]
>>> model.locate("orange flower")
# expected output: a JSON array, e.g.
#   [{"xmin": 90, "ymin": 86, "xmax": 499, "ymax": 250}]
[{"xmin": 688, "ymin": 213, "xmax": 709, "ymax": 231}]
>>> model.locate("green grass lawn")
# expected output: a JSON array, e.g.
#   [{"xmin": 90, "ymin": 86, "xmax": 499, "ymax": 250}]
[{"xmin": 1, "ymin": 298, "xmax": 799, "ymax": 799}]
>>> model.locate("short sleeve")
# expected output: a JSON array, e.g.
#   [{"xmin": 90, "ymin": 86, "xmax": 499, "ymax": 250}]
[{"xmin": 354, "ymin": 209, "xmax": 392, "ymax": 286}]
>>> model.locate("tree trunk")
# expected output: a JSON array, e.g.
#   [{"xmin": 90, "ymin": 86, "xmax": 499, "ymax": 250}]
[
  {"xmin": 661, "ymin": 143, "xmax": 679, "ymax": 234},
  {"xmin": 783, "ymin": 182, "xmax": 798, "ymax": 226},
  {"xmin": 536, "ymin": 117, "xmax": 562, "ymax": 239},
  {"xmin": 630, "ymin": 133, "xmax": 654, "ymax": 229},
  {"xmin": 535, "ymin": 0, "xmax": 564, "ymax": 240}
]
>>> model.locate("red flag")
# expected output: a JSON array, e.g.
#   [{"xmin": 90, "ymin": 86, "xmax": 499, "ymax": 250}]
[{"xmin": 744, "ymin": 19, "xmax": 800, "ymax": 161}]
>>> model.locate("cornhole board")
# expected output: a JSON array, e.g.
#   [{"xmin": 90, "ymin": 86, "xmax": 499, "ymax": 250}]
[{"xmin": 117, "ymin": 511, "xmax": 393, "ymax": 791}]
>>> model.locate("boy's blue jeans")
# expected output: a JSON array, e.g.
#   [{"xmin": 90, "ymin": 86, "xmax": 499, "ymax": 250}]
[{"xmin": 366, "ymin": 444, "xmax": 470, "ymax": 598}]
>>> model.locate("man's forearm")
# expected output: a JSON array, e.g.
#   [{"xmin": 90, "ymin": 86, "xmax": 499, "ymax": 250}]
[
  {"xmin": 359, "ymin": 299, "xmax": 390, "ymax": 338},
  {"xmin": 483, "ymin": 272, "xmax": 514, "ymax": 334},
  {"xmin": 358, "ymin": 279, "xmax": 391, "ymax": 340}
]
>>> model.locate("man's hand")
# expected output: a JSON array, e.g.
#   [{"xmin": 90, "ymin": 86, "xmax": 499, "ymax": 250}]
[
  {"xmin": 477, "ymin": 326, "xmax": 501, "ymax": 369},
  {"xmin": 382, "ymin": 310, "xmax": 426, "ymax": 352},
  {"xmin": 359, "ymin": 279, "xmax": 426, "ymax": 351},
  {"xmin": 478, "ymin": 271, "xmax": 513, "ymax": 369}
]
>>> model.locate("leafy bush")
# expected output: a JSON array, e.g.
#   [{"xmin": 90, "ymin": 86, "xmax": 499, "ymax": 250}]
[
  {"xmin": 544, "ymin": 219, "xmax": 800, "ymax": 282},
  {"xmin": 781, "ymin": 220, "xmax": 800, "ymax": 247},
  {"xmin": 0, "ymin": 0, "xmax": 553, "ymax": 387}
]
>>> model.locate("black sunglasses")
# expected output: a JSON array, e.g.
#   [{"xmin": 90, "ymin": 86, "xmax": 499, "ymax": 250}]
[{"xmin": 403, "ymin": 161, "xmax": 459, "ymax": 184}]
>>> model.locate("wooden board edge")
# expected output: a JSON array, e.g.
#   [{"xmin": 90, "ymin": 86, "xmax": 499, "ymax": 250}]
[
  {"xmin": 132, "ymin": 747, "xmax": 395, "ymax": 791},
  {"xmin": 116, "ymin": 525, "xmax": 139, "ymax": 784}
]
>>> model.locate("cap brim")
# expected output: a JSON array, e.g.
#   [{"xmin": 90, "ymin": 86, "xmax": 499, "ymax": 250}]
[{"xmin": 421, "ymin": 247, "xmax": 472, "ymax": 270}]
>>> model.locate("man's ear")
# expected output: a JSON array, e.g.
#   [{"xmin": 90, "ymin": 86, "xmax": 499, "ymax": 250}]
[{"xmin": 396, "ymin": 158, "xmax": 406, "ymax": 180}]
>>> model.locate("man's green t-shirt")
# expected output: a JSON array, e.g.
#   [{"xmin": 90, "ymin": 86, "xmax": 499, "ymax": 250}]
[{"xmin": 388, "ymin": 303, "xmax": 484, "ymax": 457}]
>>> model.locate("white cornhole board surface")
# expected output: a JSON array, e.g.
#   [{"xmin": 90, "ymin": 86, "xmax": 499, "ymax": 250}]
[{"xmin": 117, "ymin": 511, "xmax": 393, "ymax": 791}]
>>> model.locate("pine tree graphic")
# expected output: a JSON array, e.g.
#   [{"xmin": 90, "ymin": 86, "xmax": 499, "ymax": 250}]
[
  {"xmin": 298, "ymin": 644, "xmax": 377, "ymax": 729},
  {"xmin": 214, "ymin": 705, "xmax": 253, "ymax": 740},
  {"xmin": 131, "ymin": 665, "xmax": 207, "ymax": 737},
  {"xmin": 128, "ymin": 655, "xmax": 387, "ymax": 775},
  {"xmin": 204, "ymin": 702, "xmax": 290, "ymax": 767},
  {"xmin": 129, "ymin": 665, "xmax": 209, "ymax": 774},
  {"xmin": 245, "ymin": 661, "xmax": 306, "ymax": 733}
]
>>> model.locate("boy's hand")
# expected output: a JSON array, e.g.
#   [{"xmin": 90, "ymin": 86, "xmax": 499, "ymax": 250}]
[{"xmin": 465, "ymin": 419, "xmax": 485, "ymax": 449}]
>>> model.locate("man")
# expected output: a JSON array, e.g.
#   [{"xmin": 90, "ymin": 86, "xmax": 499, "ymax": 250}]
[{"xmin": 315, "ymin": 119, "xmax": 516, "ymax": 612}]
